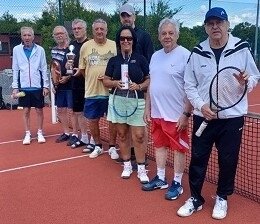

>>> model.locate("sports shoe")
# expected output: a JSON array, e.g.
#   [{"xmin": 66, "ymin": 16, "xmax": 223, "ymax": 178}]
[
  {"xmin": 71, "ymin": 140, "xmax": 86, "ymax": 149},
  {"xmin": 137, "ymin": 165, "xmax": 149, "ymax": 184},
  {"xmin": 55, "ymin": 133, "xmax": 70, "ymax": 143},
  {"xmin": 67, "ymin": 135, "xmax": 79, "ymax": 146},
  {"xmin": 37, "ymin": 132, "xmax": 46, "ymax": 143},
  {"xmin": 89, "ymin": 146, "xmax": 103, "ymax": 158},
  {"xmin": 165, "ymin": 180, "xmax": 183, "ymax": 200},
  {"xmin": 142, "ymin": 175, "xmax": 168, "ymax": 191},
  {"xmin": 212, "ymin": 196, "xmax": 228, "ymax": 220},
  {"xmin": 177, "ymin": 197, "xmax": 203, "ymax": 217},
  {"xmin": 23, "ymin": 133, "xmax": 31, "ymax": 145},
  {"xmin": 121, "ymin": 162, "xmax": 133, "ymax": 179},
  {"xmin": 108, "ymin": 147, "xmax": 119, "ymax": 160},
  {"xmin": 82, "ymin": 144, "xmax": 95, "ymax": 153}
]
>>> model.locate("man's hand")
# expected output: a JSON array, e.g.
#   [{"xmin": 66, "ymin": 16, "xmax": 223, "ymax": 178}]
[
  {"xmin": 43, "ymin": 88, "xmax": 49, "ymax": 96},
  {"xmin": 233, "ymin": 71, "xmax": 249, "ymax": 85},
  {"xmin": 201, "ymin": 104, "xmax": 217, "ymax": 120},
  {"xmin": 176, "ymin": 114, "xmax": 189, "ymax": 132}
]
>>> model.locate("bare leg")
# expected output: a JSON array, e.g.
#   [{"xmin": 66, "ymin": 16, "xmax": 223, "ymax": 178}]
[
  {"xmin": 23, "ymin": 107, "xmax": 31, "ymax": 132},
  {"xmin": 88, "ymin": 118, "xmax": 101, "ymax": 144},
  {"xmin": 131, "ymin": 126, "xmax": 146, "ymax": 164},
  {"xmin": 116, "ymin": 123, "xmax": 130, "ymax": 160},
  {"xmin": 35, "ymin": 108, "xmax": 44, "ymax": 131},
  {"xmin": 57, "ymin": 107, "xmax": 70, "ymax": 134}
]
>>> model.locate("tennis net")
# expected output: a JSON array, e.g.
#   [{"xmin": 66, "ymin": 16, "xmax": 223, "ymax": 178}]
[{"xmin": 99, "ymin": 112, "xmax": 260, "ymax": 203}]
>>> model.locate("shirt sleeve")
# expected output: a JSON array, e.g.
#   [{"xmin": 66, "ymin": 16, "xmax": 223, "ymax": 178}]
[{"xmin": 11, "ymin": 47, "xmax": 19, "ymax": 89}]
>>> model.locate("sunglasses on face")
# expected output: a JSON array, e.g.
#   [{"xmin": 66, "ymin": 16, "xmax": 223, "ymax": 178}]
[{"xmin": 120, "ymin": 36, "xmax": 133, "ymax": 42}]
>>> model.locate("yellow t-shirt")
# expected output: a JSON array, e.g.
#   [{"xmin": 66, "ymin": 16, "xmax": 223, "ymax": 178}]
[{"xmin": 79, "ymin": 39, "xmax": 117, "ymax": 98}]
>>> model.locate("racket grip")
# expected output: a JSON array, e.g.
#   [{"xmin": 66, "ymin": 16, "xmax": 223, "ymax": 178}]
[{"xmin": 195, "ymin": 120, "xmax": 208, "ymax": 137}]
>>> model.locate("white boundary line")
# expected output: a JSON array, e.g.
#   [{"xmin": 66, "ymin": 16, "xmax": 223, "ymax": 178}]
[
  {"xmin": 0, "ymin": 155, "xmax": 89, "ymax": 174},
  {"xmin": 0, "ymin": 150, "xmax": 110, "ymax": 174},
  {"xmin": 0, "ymin": 133, "xmax": 60, "ymax": 145}
]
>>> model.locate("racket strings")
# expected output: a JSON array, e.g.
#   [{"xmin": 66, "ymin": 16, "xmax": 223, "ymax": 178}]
[{"xmin": 211, "ymin": 67, "xmax": 247, "ymax": 109}]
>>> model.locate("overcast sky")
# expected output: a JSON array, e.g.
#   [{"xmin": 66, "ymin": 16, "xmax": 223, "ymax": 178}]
[{"xmin": 0, "ymin": 0, "xmax": 259, "ymax": 28}]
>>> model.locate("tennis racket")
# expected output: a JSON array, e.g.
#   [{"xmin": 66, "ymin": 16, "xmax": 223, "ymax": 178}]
[
  {"xmin": 50, "ymin": 60, "xmax": 61, "ymax": 89},
  {"xmin": 195, "ymin": 66, "xmax": 248, "ymax": 137},
  {"xmin": 112, "ymin": 79, "xmax": 139, "ymax": 117}
]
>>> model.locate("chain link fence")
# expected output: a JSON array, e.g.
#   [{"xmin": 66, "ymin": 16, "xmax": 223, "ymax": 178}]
[{"xmin": 0, "ymin": 0, "xmax": 259, "ymax": 103}]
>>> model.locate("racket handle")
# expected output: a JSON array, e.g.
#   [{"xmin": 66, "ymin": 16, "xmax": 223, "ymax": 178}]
[{"xmin": 195, "ymin": 120, "xmax": 208, "ymax": 137}]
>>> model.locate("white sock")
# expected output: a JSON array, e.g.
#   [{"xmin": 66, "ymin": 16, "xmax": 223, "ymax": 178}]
[
  {"xmin": 81, "ymin": 133, "xmax": 89, "ymax": 144},
  {"xmin": 37, "ymin": 129, "xmax": 43, "ymax": 134},
  {"xmin": 25, "ymin": 130, "xmax": 31, "ymax": 135},
  {"xmin": 124, "ymin": 160, "xmax": 132, "ymax": 167},
  {"xmin": 174, "ymin": 173, "xmax": 183, "ymax": 184},
  {"xmin": 89, "ymin": 136, "xmax": 95, "ymax": 145},
  {"xmin": 157, "ymin": 168, "xmax": 166, "ymax": 181},
  {"xmin": 72, "ymin": 133, "xmax": 78, "ymax": 138}
]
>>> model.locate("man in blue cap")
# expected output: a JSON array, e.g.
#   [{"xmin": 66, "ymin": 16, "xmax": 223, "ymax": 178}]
[{"xmin": 177, "ymin": 7, "xmax": 260, "ymax": 219}]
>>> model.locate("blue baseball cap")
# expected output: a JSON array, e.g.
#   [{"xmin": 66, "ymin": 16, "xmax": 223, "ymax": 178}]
[{"xmin": 204, "ymin": 7, "xmax": 228, "ymax": 23}]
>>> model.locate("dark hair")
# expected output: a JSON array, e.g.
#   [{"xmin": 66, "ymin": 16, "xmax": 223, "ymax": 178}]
[{"xmin": 115, "ymin": 25, "xmax": 137, "ymax": 52}]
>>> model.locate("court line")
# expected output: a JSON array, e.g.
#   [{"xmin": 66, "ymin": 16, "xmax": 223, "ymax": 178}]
[
  {"xmin": 0, "ymin": 133, "xmax": 60, "ymax": 145},
  {"xmin": 248, "ymin": 104, "xmax": 260, "ymax": 107},
  {"xmin": 0, "ymin": 154, "xmax": 90, "ymax": 174}
]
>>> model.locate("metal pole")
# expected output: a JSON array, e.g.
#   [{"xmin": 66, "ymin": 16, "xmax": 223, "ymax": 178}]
[
  {"xmin": 254, "ymin": 0, "xmax": 259, "ymax": 62},
  {"xmin": 144, "ymin": 0, "xmax": 146, "ymax": 30},
  {"xmin": 58, "ymin": 0, "xmax": 63, "ymax": 25},
  {"xmin": 209, "ymin": 0, "xmax": 212, "ymax": 9}
]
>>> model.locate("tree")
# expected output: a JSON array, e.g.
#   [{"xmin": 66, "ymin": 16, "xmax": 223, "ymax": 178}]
[
  {"xmin": 0, "ymin": 12, "xmax": 19, "ymax": 33},
  {"xmin": 146, "ymin": 0, "xmax": 182, "ymax": 50}
]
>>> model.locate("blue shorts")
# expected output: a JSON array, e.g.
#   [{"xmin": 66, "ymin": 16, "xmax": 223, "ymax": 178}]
[
  {"xmin": 84, "ymin": 98, "xmax": 108, "ymax": 119},
  {"xmin": 55, "ymin": 90, "xmax": 73, "ymax": 108}
]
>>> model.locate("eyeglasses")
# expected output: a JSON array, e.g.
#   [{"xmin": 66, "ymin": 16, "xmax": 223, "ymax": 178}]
[
  {"xmin": 205, "ymin": 20, "xmax": 226, "ymax": 28},
  {"xmin": 72, "ymin": 27, "xmax": 83, "ymax": 31},
  {"xmin": 54, "ymin": 32, "xmax": 65, "ymax": 36},
  {"xmin": 120, "ymin": 36, "xmax": 133, "ymax": 42}
]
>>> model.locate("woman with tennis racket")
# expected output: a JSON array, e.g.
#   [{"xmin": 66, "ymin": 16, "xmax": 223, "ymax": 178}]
[
  {"xmin": 177, "ymin": 7, "xmax": 260, "ymax": 220},
  {"xmin": 103, "ymin": 25, "xmax": 150, "ymax": 184}
]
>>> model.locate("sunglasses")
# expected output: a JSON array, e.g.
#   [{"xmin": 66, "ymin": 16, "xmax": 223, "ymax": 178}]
[{"xmin": 120, "ymin": 36, "xmax": 133, "ymax": 42}]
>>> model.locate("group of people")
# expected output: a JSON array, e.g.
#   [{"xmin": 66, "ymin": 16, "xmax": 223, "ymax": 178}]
[{"xmin": 11, "ymin": 4, "xmax": 260, "ymax": 220}]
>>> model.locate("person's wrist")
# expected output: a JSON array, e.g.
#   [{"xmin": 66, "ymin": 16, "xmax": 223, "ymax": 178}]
[{"xmin": 139, "ymin": 84, "xmax": 142, "ymax": 91}]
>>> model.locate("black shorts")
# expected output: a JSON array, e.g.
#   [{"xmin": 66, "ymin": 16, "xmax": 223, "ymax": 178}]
[
  {"xmin": 18, "ymin": 89, "xmax": 44, "ymax": 108},
  {"xmin": 72, "ymin": 88, "xmax": 85, "ymax": 112}
]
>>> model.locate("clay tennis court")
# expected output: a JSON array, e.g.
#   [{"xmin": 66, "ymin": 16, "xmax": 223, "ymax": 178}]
[{"xmin": 0, "ymin": 84, "xmax": 259, "ymax": 224}]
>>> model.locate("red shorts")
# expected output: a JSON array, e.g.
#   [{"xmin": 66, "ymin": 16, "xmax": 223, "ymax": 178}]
[{"xmin": 151, "ymin": 118, "xmax": 189, "ymax": 153}]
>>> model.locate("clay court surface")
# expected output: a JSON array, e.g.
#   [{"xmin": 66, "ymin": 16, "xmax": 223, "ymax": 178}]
[{"xmin": 0, "ymin": 84, "xmax": 259, "ymax": 224}]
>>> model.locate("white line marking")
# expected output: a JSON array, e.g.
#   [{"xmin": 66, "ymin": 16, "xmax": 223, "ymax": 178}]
[
  {"xmin": 248, "ymin": 104, "xmax": 260, "ymax": 107},
  {"xmin": 0, "ymin": 133, "xmax": 60, "ymax": 145},
  {"xmin": 0, "ymin": 155, "xmax": 89, "ymax": 174},
  {"xmin": 0, "ymin": 150, "xmax": 109, "ymax": 174}
]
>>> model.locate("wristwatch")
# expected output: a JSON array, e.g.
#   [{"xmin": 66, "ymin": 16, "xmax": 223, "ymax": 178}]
[{"xmin": 183, "ymin": 112, "xmax": 191, "ymax": 117}]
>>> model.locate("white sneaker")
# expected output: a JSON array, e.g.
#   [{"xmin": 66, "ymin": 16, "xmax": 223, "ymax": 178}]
[
  {"xmin": 23, "ymin": 133, "xmax": 31, "ymax": 145},
  {"xmin": 37, "ymin": 132, "xmax": 46, "ymax": 143},
  {"xmin": 212, "ymin": 196, "xmax": 228, "ymax": 220},
  {"xmin": 137, "ymin": 165, "xmax": 149, "ymax": 183},
  {"xmin": 177, "ymin": 197, "xmax": 203, "ymax": 217},
  {"xmin": 108, "ymin": 147, "xmax": 119, "ymax": 160},
  {"xmin": 89, "ymin": 146, "xmax": 103, "ymax": 158},
  {"xmin": 121, "ymin": 162, "xmax": 133, "ymax": 179}
]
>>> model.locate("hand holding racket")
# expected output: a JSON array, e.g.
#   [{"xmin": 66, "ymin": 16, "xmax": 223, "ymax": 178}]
[
  {"xmin": 195, "ymin": 66, "xmax": 248, "ymax": 137},
  {"xmin": 50, "ymin": 60, "xmax": 61, "ymax": 89}
]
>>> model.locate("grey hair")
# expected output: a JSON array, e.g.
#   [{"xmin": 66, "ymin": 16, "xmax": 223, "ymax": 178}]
[
  {"xmin": 72, "ymin": 19, "xmax": 87, "ymax": 29},
  {"xmin": 158, "ymin": 18, "xmax": 180, "ymax": 34},
  {"xmin": 52, "ymin": 25, "xmax": 70, "ymax": 43},
  {"xmin": 92, "ymin": 18, "xmax": 107, "ymax": 28},
  {"xmin": 20, "ymin": 26, "xmax": 34, "ymax": 36}
]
